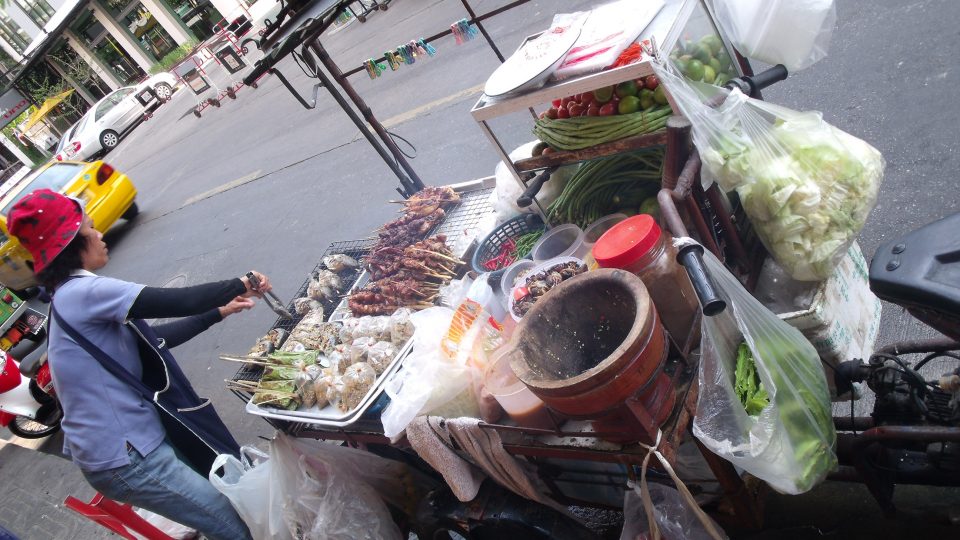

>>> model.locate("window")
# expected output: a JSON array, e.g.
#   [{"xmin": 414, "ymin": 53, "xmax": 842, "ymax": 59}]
[
  {"xmin": 12, "ymin": 0, "xmax": 56, "ymax": 27},
  {"xmin": 1, "ymin": 163, "xmax": 84, "ymax": 216},
  {"xmin": 95, "ymin": 97, "xmax": 118, "ymax": 120},
  {"xmin": 0, "ymin": 13, "xmax": 31, "ymax": 54}
]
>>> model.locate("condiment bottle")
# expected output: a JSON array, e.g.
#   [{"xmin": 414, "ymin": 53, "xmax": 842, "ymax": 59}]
[{"xmin": 592, "ymin": 215, "xmax": 700, "ymax": 347}]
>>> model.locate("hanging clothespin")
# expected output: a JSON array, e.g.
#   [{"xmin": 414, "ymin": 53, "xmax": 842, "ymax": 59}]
[
  {"xmin": 418, "ymin": 38, "xmax": 437, "ymax": 57},
  {"xmin": 405, "ymin": 44, "xmax": 416, "ymax": 64},
  {"xmin": 385, "ymin": 50, "xmax": 400, "ymax": 71},
  {"xmin": 364, "ymin": 59, "xmax": 377, "ymax": 79},
  {"xmin": 452, "ymin": 21, "xmax": 464, "ymax": 45},
  {"xmin": 465, "ymin": 19, "xmax": 480, "ymax": 40}
]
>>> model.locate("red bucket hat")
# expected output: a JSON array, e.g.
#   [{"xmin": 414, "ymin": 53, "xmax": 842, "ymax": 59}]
[{"xmin": 7, "ymin": 189, "xmax": 84, "ymax": 274}]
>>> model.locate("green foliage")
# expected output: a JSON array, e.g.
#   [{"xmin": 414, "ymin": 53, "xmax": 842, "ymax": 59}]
[
  {"xmin": 149, "ymin": 41, "xmax": 198, "ymax": 74},
  {"xmin": 1, "ymin": 110, "xmax": 47, "ymax": 165}
]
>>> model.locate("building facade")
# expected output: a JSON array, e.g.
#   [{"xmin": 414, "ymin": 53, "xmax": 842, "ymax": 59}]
[{"xmin": 0, "ymin": 0, "xmax": 270, "ymax": 105}]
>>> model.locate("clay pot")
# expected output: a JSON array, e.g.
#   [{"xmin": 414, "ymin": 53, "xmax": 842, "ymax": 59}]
[{"xmin": 504, "ymin": 269, "xmax": 671, "ymax": 423}]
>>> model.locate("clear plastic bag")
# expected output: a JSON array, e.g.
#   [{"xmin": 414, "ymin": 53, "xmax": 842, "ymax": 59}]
[
  {"xmin": 340, "ymin": 316, "xmax": 391, "ymax": 343},
  {"xmin": 655, "ymin": 64, "xmax": 884, "ymax": 280},
  {"xmin": 620, "ymin": 482, "xmax": 727, "ymax": 540},
  {"xmin": 389, "ymin": 308, "xmax": 415, "ymax": 345},
  {"xmin": 710, "ymin": 0, "xmax": 836, "ymax": 72},
  {"xmin": 368, "ymin": 341, "xmax": 399, "ymax": 374},
  {"xmin": 693, "ymin": 247, "xmax": 837, "ymax": 494},
  {"xmin": 268, "ymin": 434, "xmax": 405, "ymax": 540},
  {"xmin": 350, "ymin": 336, "xmax": 377, "ymax": 365},
  {"xmin": 381, "ymin": 307, "xmax": 483, "ymax": 439}
]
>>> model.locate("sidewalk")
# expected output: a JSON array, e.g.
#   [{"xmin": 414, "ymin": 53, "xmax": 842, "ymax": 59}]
[{"xmin": 0, "ymin": 433, "xmax": 112, "ymax": 539}]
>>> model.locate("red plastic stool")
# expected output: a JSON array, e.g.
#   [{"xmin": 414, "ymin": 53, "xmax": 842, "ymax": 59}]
[{"xmin": 64, "ymin": 493, "xmax": 174, "ymax": 540}]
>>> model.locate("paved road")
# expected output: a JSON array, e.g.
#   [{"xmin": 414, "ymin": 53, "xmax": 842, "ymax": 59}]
[{"xmin": 2, "ymin": 0, "xmax": 959, "ymax": 537}]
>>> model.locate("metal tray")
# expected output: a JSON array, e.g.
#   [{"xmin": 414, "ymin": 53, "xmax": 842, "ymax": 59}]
[{"xmin": 243, "ymin": 338, "xmax": 413, "ymax": 427}]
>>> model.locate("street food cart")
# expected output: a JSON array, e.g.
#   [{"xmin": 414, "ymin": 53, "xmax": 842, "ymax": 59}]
[{"xmin": 220, "ymin": 0, "xmax": 960, "ymax": 537}]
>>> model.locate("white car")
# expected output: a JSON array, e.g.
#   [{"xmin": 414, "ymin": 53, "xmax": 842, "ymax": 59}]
[
  {"xmin": 135, "ymin": 72, "xmax": 179, "ymax": 101},
  {"xmin": 53, "ymin": 87, "xmax": 148, "ymax": 161}
]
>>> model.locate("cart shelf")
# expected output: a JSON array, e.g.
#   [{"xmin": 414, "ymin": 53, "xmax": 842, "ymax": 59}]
[{"xmin": 512, "ymin": 130, "xmax": 669, "ymax": 173}]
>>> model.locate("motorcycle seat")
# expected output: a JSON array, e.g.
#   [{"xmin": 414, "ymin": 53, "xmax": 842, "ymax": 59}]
[
  {"xmin": 870, "ymin": 212, "xmax": 960, "ymax": 318},
  {"xmin": 18, "ymin": 348, "xmax": 46, "ymax": 378}
]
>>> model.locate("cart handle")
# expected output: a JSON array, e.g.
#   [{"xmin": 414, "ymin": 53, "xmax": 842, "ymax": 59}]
[{"xmin": 725, "ymin": 64, "xmax": 788, "ymax": 98}]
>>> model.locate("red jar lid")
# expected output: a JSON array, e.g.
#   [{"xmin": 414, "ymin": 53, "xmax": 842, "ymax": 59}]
[{"xmin": 592, "ymin": 214, "xmax": 662, "ymax": 269}]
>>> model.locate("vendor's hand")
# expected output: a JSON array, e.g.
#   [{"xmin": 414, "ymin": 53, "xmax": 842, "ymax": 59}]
[
  {"xmin": 240, "ymin": 270, "xmax": 272, "ymax": 298},
  {"xmin": 219, "ymin": 296, "xmax": 255, "ymax": 318}
]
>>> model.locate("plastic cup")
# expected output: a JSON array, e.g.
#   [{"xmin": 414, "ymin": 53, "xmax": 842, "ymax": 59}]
[
  {"xmin": 499, "ymin": 260, "xmax": 537, "ymax": 306},
  {"xmin": 583, "ymin": 213, "xmax": 629, "ymax": 246},
  {"xmin": 531, "ymin": 224, "xmax": 586, "ymax": 262},
  {"xmin": 484, "ymin": 347, "xmax": 556, "ymax": 430}
]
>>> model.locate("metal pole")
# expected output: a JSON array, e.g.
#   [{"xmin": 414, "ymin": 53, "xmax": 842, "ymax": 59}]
[
  {"xmin": 307, "ymin": 40, "xmax": 426, "ymax": 193},
  {"xmin": 297, "ymin": 48, "xmax": 419, "ymax": 197},
  {"xmin": 459, "ymin": 0, "xmax": 505, "ymax": 62}
]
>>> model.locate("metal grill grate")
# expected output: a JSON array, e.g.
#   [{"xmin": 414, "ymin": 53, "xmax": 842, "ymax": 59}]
[{"xmin": 429, "ymin": 187, "xmax": 495, "ymax": 257}]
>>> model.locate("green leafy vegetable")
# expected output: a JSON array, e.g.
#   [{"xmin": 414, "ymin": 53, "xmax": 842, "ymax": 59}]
[{"xmin": 734, "ymin": 342, "xmax": 769, "ymax": 416}]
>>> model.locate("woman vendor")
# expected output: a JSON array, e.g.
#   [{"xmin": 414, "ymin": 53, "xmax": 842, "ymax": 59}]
[{"xmin": 7, "ymin": 189, "xmax": 267, "ymax": 540}]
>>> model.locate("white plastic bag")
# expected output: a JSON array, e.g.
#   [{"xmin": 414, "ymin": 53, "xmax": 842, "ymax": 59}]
[
  {"xmin": 381, "ymin": 306, "xmax": 486, "ymax": 439},
  {"xmin": 209, "ymin": 447, "xmax": 289, "ymax": 540},
  {"xmin": 492, "ymin": 141, "xmax": 574, "ymax": 223},
  {"xmin": 709, "ymin": 0, "xmax": 836, "ymax": 72},
  {"xmin": 620, "ymin": 482, "xmax": 728, "ymax": 540},
  {"xmin": 693, "ymin": 246, "xmax": 836, "ymax": 495},
  {"xmin": 655, "ymin": 63, "xmax": 884, "ymax": 280},
  {"xmin": 132, "ymin": 509, "xmax": 195, "ymax": 540}
]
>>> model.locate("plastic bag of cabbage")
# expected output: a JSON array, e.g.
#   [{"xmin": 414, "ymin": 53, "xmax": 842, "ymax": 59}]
[{"xmin": 654, "ymin": 64, "xmax": 884, "ymax": 281}]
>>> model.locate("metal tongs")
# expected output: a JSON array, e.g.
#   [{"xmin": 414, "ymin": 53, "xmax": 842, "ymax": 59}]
[{"xmin": 246, "ymin": 272, "xmax": 293, "ymax": 319}]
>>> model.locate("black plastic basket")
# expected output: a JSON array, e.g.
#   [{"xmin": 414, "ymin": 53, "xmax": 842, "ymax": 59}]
[{"xmin": 471, "ymin": 214, "xmax": 545, "ymax": 281}]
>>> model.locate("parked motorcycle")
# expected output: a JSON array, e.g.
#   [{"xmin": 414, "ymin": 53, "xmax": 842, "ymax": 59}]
[{"xmin": 0, "ymin": 289, "xmax": 56, "ymax": 439}]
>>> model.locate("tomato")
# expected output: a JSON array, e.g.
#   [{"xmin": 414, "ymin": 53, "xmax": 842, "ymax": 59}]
[
  {"xmin": 557, "ymin": 107, "xmax": 570, "ymax": 119},
  {"xmin": 645, "ymin": 75, "xmax": 659, "ymax": 90},
  {"xmin": 545, "ymin": 107, "xmax": 559, "ymax": 120},
  {"xmin": 580, "ymin": 92, "xmax": 595, "ymax": 106},
  {"xmin": 568, "ymin": 103, "xmax": 585, "ymax": 116},
  {"xmin": 513, "ymin": 287, "xmax": 530, "ymax": 302},
  {"xmin": 599, "ymin": 102, "xmax": 617, "ymax": 116},
  {"xmin": 586, "ymin": 105, "xmax": 600, "ymax": 116},
  {"xmin": 560, "ymin": 97, "xmax": 572, "ymax": 108},
  {"xmin": 551, "ymin": 98, "xmax": 562, "ymax": 108}
]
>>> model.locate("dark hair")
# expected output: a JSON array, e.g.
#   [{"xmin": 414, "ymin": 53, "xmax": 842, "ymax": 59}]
[{"xmin": 35, "ymin": 232, "xmax": 91, "ymax": 290}]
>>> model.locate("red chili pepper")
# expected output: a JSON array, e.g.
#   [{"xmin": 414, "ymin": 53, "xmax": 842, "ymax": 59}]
[{"xmin": 482, "ymin": 238, "xmax": 518, "ymax": 270}]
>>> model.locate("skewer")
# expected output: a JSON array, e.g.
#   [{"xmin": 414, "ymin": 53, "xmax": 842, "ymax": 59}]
[
  {"xmin": 407, "ymin": 248, "xmax": 462, "ymax": 265},
  {"xmin": 219, "ymin": 355, "xmax": 276, "ymax": 365}
]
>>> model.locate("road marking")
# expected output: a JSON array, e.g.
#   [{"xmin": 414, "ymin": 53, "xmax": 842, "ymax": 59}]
[
  {"xmin": 379, "ymin": 83, "xmax": 485, "ymax": 130},
  {"xmin": 182, "ymin": 170, "xmax": 262, "ymax": 208}
]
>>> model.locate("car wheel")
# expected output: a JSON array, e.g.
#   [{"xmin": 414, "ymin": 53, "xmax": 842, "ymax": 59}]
[
  {"xmin": 100, "ymin": 130, "xmax": 120, "ymax": 151},
  {"xmin": 122, "ymin": 202, "xmax": 139, "ymax": 220},
  {"xmin": 154, "ymin": 83, "xmax": 173, "ymax": 100}
]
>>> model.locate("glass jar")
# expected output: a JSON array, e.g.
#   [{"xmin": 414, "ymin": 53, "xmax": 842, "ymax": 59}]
[{"xmin": 592, "ymin": 215, "xmax": 700, "ymax": 347}]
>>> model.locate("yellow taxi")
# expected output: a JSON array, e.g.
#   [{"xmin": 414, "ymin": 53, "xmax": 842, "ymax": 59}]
[{"xmin": 0, "ymin": 160, "xmax": 137, "ymax": 290}]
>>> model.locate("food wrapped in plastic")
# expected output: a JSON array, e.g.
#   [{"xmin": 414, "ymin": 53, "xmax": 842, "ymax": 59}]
[
  {"xmin": 313, "ymin": 373, "xmax": 335, "ymax": 409},
  {"xmin": 340, "ymin": 316, "xmax": 391, "ymax": 342},
  {"xmin": 389, "ymin": 308, "xmax": 415, "ymax": 345},
  {"xmin": 339, "ymin": 362, "xmax": 377, "ymax": 412},
  {"xmin": 350, "ymin": 336, "xmax": 377, "ymax": 365},
  {"xmin": 367, "ymin": 341, "xmax": 398, "ymax": 374},
  {"xmin": 327, "ymin": 345, "xmax": 349, "ymax": 373},
  {"xmin": 294, "ymin": 371, "xmax": 317, "ymax": 409},
  {"xmin": 326, "ymin": 376, "xmax": 344, "ymax": 409},
  {"xmin": 294, "ymin": 297, "xmax": 324, "ymax": 317},
  {"xmin": 283, "ymin": 313, "xmax": 340, "ymax": 353}
]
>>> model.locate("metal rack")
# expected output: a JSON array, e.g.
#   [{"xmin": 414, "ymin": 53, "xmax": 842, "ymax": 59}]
[{"xmin": 469, "ymin": 0, "xmax": 744, "ymax": 223}]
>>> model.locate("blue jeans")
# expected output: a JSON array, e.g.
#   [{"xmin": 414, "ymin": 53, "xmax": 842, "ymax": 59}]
[{"xmin": 82, "ymin": 441, "xmax": 252, "ymax": 540}]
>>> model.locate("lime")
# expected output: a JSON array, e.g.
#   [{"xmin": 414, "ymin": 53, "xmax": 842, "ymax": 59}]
[
  {"xmin": 709, "ymin": 58, "xmax": 722, "ymax": 74},
  {"xmin": 714, "ymin": 72, "xmax": 732, "ymax": 87},
  {"xmin": 653, "ymin": 85, "xmax": 667, "ymax": 105},
  {"xmin": 673, "ymin": 57, "xmax": 688, "ymax": 74},
  {"xmin": 615, "ymin": 80, "xmax": 639, "ymax": 98},
  {"xmin": 618, "ymin": 95, "xmax": 641, "ymax": 114},
  {"xmin": 693, "ymin": 44, "xmax": 712, "ymax": 65},
  {"xmin": 703, "ymin": 65, "xmax": 716, "ymax": 84},
  {"xmin": 593, "ymin": 86, "xmax": 614, "ymax": 103},
  {"xmin": 685, "ymin": 59, "xmax": 704, "ymax": 81},
  {"xmin": 700, "ymin": 35, "xmax": 723, "ymax": 55}
]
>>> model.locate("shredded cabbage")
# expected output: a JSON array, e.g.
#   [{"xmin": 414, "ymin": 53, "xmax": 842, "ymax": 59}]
[{"xmin": 703, "ymin": 120, "xmax": 884, "ymax": 281}]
